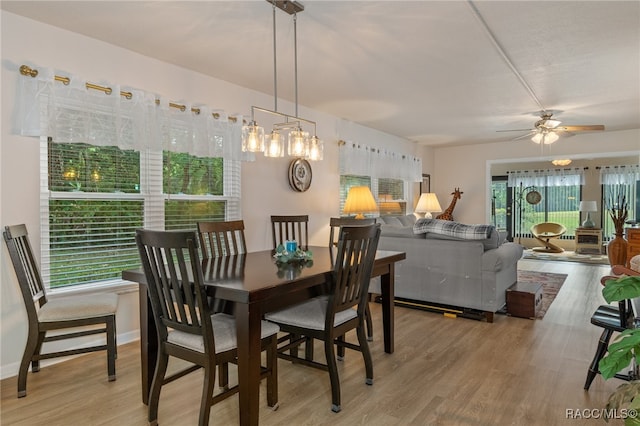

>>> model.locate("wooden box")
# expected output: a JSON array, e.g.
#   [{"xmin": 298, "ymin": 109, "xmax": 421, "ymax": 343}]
[{"xmin": 506, "ymin": 282, "xmax": 543, "ymax": 319}]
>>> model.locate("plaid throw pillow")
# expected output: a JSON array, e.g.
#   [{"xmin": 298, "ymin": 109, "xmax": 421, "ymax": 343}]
[{"xmin": 413, "ymin": 219, "xmax": 494, "ymax": 240}]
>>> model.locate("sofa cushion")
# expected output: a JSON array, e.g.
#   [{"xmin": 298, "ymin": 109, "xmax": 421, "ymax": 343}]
[
  {"xmin": 380, "ymin": 224, "xmax": 425, "ymax": 238},
  {"xmin": 381, "ymin": 215, "xmax": 403, "ymax": 226},
  {"xmin": 397, "ymin": 214, "xmax": 417, "ymax": 226}
]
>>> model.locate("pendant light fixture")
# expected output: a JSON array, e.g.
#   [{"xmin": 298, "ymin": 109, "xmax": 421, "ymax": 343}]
[{"xmin": 242, "ymin": 0, "xmax": 323, "ymax": 161}]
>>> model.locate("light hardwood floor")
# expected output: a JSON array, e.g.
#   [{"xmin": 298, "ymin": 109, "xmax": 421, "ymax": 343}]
[{"xmin": 1, "ymin": 259, "xmax": 624, "ymax": 425}]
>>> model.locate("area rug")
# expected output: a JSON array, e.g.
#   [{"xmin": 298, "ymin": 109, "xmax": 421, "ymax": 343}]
[
  {"xmin": 522, "ymin": 249, "xmax": 609, "ymax": 265},
  {"xmin": 515, "ymin": 270, "xmax": 568, "ymax": 319}
]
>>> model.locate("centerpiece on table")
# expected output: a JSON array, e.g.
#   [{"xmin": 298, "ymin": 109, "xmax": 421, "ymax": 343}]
[{"xmin": 273, "ymin": 244, "xmax": 313, "ymax": 265}]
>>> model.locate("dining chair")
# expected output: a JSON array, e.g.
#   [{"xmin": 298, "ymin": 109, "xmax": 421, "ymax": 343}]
[
  {"xmin": 584, "ymin": 264, "xmax": 640, "ymax": 390},
  {"xmin": 135, "ymin": 229, "xmax": 279, "ymax": 426},
  {"xmin": 271, "ymin": 215, "xmax": 309, "ymax": 251},
  {"xmin": 329, "ymin": 217, "xmax": 376, "ymax": 342},
  {"xmin": 197, "ymin": 220, "xmax": 247, "ymax": 258},
  {"xmin": 265, "ymin": 223, "xmax": 381, "ymax": 413},
  {"xmin": 3, "ymin": 224, "xmax": 118, "ymax": 398}
]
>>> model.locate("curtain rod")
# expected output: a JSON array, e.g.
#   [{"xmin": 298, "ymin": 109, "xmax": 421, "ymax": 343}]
[{"xmin": 19, "ymin": 65, "xmax": 238, "ymax": 123}]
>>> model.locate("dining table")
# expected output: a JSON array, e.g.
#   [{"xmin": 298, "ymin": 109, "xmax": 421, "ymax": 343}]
[{"xmin": 122, "ymin": 245, "xmax": 405, "ymax": 426}]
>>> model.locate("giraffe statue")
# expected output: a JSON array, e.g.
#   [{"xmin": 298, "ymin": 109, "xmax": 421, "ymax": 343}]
[{"xmin": 436, "ymin": 188, "xmax": 463, "ymax": 221}]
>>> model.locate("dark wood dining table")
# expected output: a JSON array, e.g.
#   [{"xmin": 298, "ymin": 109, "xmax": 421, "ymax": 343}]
[{"xmin": 122, "ymin": 245, "xmax": 405, "ymax": 426}]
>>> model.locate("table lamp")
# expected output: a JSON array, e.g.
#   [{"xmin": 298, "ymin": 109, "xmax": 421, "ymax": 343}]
[
  {"xmin": 343, "ymin": 186, "xmax": 378, "ymax": 219},
  {"xmin": 415, "ymin": 193, "xmax": 442, "ymax": 219},
  {"xmin": 579, "ymin": 200, "xmax": 597, "ymax": 228}
]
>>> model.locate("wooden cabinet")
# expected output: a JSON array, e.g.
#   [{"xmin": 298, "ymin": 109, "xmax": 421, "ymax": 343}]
[
  {"xmin": 575, "ymin": 228, "xmax": 603, "ymax": 254},
  {"xmin": 626, "ymin": 227, "xmax": 640, "ymax": 267}
]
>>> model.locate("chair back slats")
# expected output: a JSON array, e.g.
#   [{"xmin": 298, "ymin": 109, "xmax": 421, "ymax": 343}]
[
  {"xmin": 197, "ymin": 220, "xmax": 247, "ymax": 258},
  {"xmin": 329, "ymin": 224, "xmax": 381, "ymax": 324},
  {"xmin": 271, "ymin": 215, "xmax": 309, "ymax": 250},
  {"xmin": 328, "ymin": 217, "xmax": 376, "ymax": 257},
  {"xmin": 3, "ymin": 224, "xmax": 47, "ymax": 319},
  {"xmin": 136, "ymin": 229, "xmax": 214, "ymax": 351}
]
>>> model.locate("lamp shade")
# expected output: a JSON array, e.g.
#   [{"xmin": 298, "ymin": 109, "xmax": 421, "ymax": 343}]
[
  {"xmin": 579, "ymin": 201, "xmax": 597, "ymax": 212},
  {"xmin": 343, "ymin": 186, "xmax": 378, "ymax": 219},
  {"xmin": 415, "ymin": 193, "xmax": 442, "ymax": 219}
]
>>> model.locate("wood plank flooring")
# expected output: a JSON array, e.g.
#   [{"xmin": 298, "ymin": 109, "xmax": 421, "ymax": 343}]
[{"xmin": 1, "ymin": 259, "xmax": 623, "ymax": 425}]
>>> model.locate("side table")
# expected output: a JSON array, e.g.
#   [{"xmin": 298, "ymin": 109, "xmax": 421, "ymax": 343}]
[{"xmin": 575, "ymin": 228, "xmax": 602, "ymax": 255}]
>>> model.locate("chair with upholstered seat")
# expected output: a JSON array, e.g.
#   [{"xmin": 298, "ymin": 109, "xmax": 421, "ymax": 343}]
[
  {"xmin": 135, "ymin": 229, "xmax": 279, "ymax": 426},
  {"xmin": 584, "ymin": 264, "xmax": 640, "ymax": 390},
  {"xmin": 271, "ymin": 215, "xmax": 309, "ymax": 251},
  {"xmin": 265, "ymin": 223, "xmax": 381, "ymax": 413},
  {"xmin": 197, "ymin": 220, "xmax": 247, "ymax": 258},
  {"xmin": 329, "ymin": 217, "xmax": 376, "ymax": 342},
  {"xmin": 3, "ymin": 224, "xmax": 118, "ymax": 398},
  {"xmin": 530, "ymin": 222, "xmax": 567, "ymax": 253}
]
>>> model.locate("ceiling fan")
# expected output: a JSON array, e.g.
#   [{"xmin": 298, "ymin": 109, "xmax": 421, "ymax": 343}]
[{"xmin": 498, "ymin": 112, "xmax": 605, "ymax": 144}]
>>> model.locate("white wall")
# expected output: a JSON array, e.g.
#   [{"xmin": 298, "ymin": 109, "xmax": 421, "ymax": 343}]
[{"xmin": 0, "ymin": 11, "xmax": 419, "ymax": 379}]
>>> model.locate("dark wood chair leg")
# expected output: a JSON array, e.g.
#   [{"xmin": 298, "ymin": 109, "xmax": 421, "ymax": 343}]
[
  {"xmin": 198, "ymin": 365, "xmax": 215, "ymax": 426},
  {"xmin": 148, "ymin": 352, "xmax": 169, "ymax": 426},
  {"xmin": 325, "ymin": 335, "xmax": 341, "ymax": 413},
  {"xmin": 106, "ymin": 316, "xmax": 117, "ymax": 381},
  {"xmin": 17, "ymin": 330, "xmax": 40, "ymax": 398},
  {"xmin": 584, "ymin": 328, "xmax": 614, "ymax": 390},
  {"xmin": 357, "ymin": 324, "xmax": 374, "ymax": 385},
  {"xmin": 218, "ymin": 363, "xmax": 229, "ymax": 389},
  {"xmin": 365, "ymin": 303, "xmax": 374, "ymax": 341}
]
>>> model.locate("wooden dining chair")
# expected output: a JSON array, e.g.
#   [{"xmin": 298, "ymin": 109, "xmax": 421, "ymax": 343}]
[
  {"xmin": 135, "ymin": 229, "xmax": 279, "ymax": 426},
  {"xmin": 265, "ymin": 223, "xmax": 381, "ymax": 413},
  {"xmin": 197, "ymin": 220, "xmax": 247, "ymax": 259},
  {"xmin": 271, "ymin": 215, "xmax": 309, "ymax": 251},
  {"xmin": 329, "ymin": 217, "xmax": 377, "ymax": 342},
  {"xmin": 3, "ymin": 224, "xmax": 118, "ymax": 398}
]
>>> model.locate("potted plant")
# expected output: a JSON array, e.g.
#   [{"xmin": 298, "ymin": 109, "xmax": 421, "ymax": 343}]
[{"xmin": 599, "ymin": 275, "xmax": 640, "ymax": 424}]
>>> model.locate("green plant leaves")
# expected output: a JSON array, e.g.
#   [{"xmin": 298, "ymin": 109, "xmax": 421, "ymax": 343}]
[
  {"xmin": 603, "ymin": 276, "xmax": 640, "ymax": 303},
  {"xmin": 599, "ymin": 329, "xmax": 640, "ymax": 380}
]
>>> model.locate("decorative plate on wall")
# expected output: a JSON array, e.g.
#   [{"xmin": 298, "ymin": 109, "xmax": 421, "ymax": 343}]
[
  {"xmin": 525, "ymin": 190, "xmax": 542, "ymax": 205},
  {"xmin": 288, "ymin": 158, "xmax": 312, "ymax": 192}
]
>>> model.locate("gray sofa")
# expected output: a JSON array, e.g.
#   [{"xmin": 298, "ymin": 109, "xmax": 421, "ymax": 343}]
[{"xmin": 372, "ymin": 215, "xmax": 524, "ymax": 321}]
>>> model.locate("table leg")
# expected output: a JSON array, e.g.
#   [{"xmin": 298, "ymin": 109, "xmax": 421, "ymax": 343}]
[
  {"xmin": 235, "ymin": 302, "xmax": 263, "ymax": 426},
  {"xmin": 139, "ymin": 284, "xmax": 156, "ymax": 405},
  {"xmin": 380, "ymin": 264, "xmax": 395, "ymax": 354}
]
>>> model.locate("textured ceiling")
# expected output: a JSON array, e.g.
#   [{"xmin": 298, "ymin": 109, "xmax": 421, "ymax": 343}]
[{"xmin": 3, "ymin": 0, "xmax": 639, "ymax": 147}]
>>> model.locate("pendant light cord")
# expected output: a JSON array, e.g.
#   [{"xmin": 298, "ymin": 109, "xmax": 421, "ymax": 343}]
[
  {"xmin": 272, "ymin": 2, "xmax": 278, "ymax": 112},
  {"xmin": 294, "ymin": 12, "xmax": 298, "ymax": 118}
]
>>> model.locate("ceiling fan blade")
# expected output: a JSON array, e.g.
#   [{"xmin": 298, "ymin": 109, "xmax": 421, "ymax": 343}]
[
  {"xmin": 496, "ymin": 129, "xmax": 534, "ymax": 132},
  {"xmin": 511, "ymin": 131, "xmax": 536, "ymax": 141},
  {"xmin": 556, "ymin": 125, "xmax": 605, "ymax": 132}
]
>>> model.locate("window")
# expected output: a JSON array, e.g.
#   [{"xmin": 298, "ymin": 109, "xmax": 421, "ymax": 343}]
[
  {"xmin": 508, "ymin": 169, "xmax": 584, "ymax": 240},
  {"xmin": 44, "ymin": 140, "xmax": 235, "ymax": 289},
  {"xmin": 338, "ymin": 141, "xmax": 422, "ymax": 217},
  {"xmin": 21, "ymin": 69, "xmax": 243, "ymax": 291},
  {"xmin": 339, "ymin": 175, "xmax": 407, "ymax": 217}
]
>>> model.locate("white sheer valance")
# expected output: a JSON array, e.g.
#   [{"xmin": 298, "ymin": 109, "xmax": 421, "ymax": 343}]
[
  {"xmin": 507, "ymin": 168, "xmax": 585, "ymax": 187},
  {"xmin": 599, "ymin": 165, "xmax": 640, "ymax": 185},
  {"xmin": 15, "ymin": 66, "xmax": 243, "ymax": 160},
  {"xmin": 338, "ymin": 141, "xmax": 422, "ymax": 182}
]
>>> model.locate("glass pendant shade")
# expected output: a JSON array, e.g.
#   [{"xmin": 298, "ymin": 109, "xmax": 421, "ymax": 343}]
[
  {"xmin": 242, "ymin": 121, "xmax": 265, "ymax": 152},
  {"xmin": 264, "ymin": 130, "xmax": 284, "ymax": 157},
  {"xmin": 307, "ymin": 136, "xmax": 324, "ymax": 161},
  {"xmin": 288, "ymin": 128, "xmax": 309, "ymax": 158}
]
